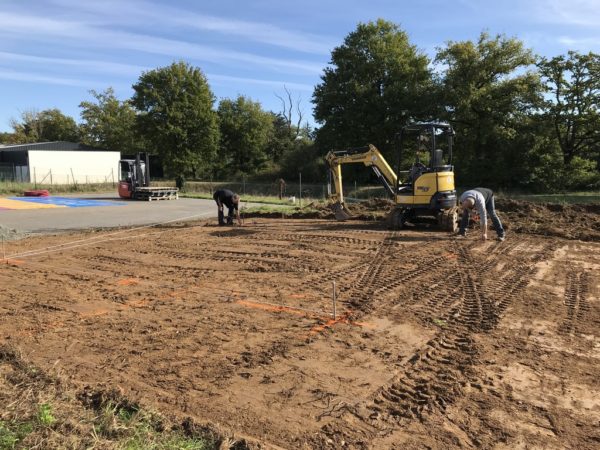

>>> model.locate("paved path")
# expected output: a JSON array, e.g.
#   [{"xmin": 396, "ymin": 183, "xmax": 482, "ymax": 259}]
[{"xmin": 0, "ymin": 194, "xmax": 224, "ymax": 234}]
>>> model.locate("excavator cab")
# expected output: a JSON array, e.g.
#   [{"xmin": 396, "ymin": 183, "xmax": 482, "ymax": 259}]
[
  {"xmin": 391, "ymin": 122, "xmax": 458, "ymax": 229},
  {"xmin": 396, "ymin": 122, "xmax": 455, "ymax": 199}
]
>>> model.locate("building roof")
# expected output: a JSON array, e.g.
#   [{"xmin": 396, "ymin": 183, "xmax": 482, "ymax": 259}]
[{"xmin": 0, "ymin": 141, "xmax": 113, "ymax": 152}]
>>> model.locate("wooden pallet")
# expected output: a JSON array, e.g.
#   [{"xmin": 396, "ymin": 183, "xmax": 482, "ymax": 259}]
[{"xmin": 133, "ymin": 187, "xmax": 179, "ymax": 201}]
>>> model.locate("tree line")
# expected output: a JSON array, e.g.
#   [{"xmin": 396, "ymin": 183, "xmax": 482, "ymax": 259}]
[{"xmin": 1, "ymin": 19, "xmax": 598, "ymax": 192}]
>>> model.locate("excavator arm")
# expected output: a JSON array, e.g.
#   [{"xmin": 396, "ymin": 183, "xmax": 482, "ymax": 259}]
[{"xmin": 325, "ymin": 144, "xmax": 398, "ymax": 220}]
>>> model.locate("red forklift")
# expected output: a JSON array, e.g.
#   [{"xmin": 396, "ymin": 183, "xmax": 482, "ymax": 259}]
[{"xmin": 118, "ymin": 153, "xmax": 179, "ymax": 200}]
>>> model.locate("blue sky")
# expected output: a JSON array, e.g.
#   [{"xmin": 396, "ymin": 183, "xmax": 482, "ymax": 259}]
[{"xmin": 0, "ymin": 0, "xmax": 599, "ymax": 132}]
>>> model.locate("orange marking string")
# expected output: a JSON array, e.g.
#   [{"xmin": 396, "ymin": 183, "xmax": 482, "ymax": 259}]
[
  {"xmin": 2, "ymin": 259, "xmax": 25, "ymax": 266},
  {"xmin": 235, "ymin": 299, "xmax": 318, "ymax": 318},
  {"xmin": 234, "ymin": 299, "xmax": 375, "ymax": 338},
  {"xmin": 117, "ymin": 278, "xmax": 139, "ymax": 286},
  {"xmin": 308, "ymin": 313, "xmax": 374, "ymax": 336}
]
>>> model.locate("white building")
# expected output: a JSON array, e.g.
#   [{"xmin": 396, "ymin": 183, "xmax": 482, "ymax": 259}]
[{"xmin": 0, "ymin": 141, "xmax": 120, "ymax": 184}]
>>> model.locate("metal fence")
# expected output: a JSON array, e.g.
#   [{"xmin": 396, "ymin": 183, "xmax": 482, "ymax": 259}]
[{"xmin": 182, "ymin": 180, "xmax": 387, "ymax": 202}]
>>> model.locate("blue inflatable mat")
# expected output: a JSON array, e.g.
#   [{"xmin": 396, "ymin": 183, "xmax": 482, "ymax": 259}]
[{"xmin": 9, "ymin": 197, "xmax": 126, "ymax": 208}]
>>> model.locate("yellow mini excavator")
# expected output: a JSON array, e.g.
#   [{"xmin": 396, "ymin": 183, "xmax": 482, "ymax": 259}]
[{"xmin": 325, "ymin": 122, "xmax": 459, "ymax": 231}]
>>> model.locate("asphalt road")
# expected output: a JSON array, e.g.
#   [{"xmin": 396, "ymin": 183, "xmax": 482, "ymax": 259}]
[{"xmin": 0, "ymin": 194, "xmax": 223, "ymax": 234}]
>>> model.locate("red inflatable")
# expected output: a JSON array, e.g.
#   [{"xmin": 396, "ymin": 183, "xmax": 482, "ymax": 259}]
[{"xmin": 23, "ymin": 190, "xmax": 50, "ymax": 197}]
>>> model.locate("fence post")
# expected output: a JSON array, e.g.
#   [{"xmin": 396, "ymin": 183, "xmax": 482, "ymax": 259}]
[
  {"xmin": 50, "ymin": 169, "xmax": 53, "ymax": 185},
  {"xmin": 34, "ymin": 167, "xmax": 37, "ymax": 189},
  {"xmin": 299, "ymin": 171, "xmax": 302, "ymax": 208},
  {"xmin": 111, "ymin": 168, "xmax": 115, "ymax": 187},
  {"xmin": 70, "ymin": 168, "xmax": 77, "ymax": 187}
]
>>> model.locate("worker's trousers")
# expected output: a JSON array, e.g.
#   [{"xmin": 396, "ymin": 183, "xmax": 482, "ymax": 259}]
[{"xmin": 217, "ymin": 208, "xmax": 234, "ymax": 225}]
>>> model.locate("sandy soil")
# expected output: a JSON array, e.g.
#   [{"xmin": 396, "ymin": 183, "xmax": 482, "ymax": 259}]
[{"xmin": 1, "ymin": 217, "xmax": 599, "ymax": 449}]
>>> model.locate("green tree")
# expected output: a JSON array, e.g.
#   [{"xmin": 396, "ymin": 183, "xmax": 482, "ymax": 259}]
[
  {"xmin": 0, "ymin": 131, "xmax": 15, "ymax": 144},
  {"xmin": 79, "ymin": 88, "xmax": 142, "ymax": 153},
  {"xmin": 10, "ymin": 108, "xmax": 79, "ymax": 143},
  {"xmin": 217, "ymin": 95, "xmax": 274, "ymax": 176},
  {"xmin": 435, "ymin": 32, "xmax": 542, "ymax": 187},
  {"xmin": 267, "ymin": 113, "xmax": 294, "ymax": 162},
  {"xmin": 538, "ymin": 51, "xmax": 600, "ymax": 166},
  {"xmin": 131, "ymin": 61, "xmax": 219, "ymax": 178},
  {"xmin": 313, "ymin": 19, "xmax": 433, "ymax": 159}
]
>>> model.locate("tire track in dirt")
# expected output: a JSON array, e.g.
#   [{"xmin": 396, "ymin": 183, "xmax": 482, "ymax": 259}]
[
  {"xmin": 313, "ymin": 238, "xmax": 559, "ymax": 448},
  {"xmin": 337, "ymin": 231, "xmax": 403, "ymax": 313},
  {"xmin": 560, "ymin": 269, "xmax": 590, "ymax": 336},
  {"xmin": 244, "ymin": 232, "xmax": 382, "ymax": 249}
]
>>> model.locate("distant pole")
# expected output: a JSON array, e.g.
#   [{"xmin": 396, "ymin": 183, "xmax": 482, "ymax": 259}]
[
  {"xmin": 111, "ymin": 168, "xmax": 115, "ymax": 186},
  {"xmin": 33, "ymin": 167, "xmax": 37, "ymax": 189},
  {"xmin": 70, "ymin": 168, "xmax": 76, "ymax": 187},
  {"xmin": 299, "ymin": 171, "xmax": 302, "ymax": 208},
  {"xmin": 50, "ymin": 169, "xmax": 53, "ymax": 185}
]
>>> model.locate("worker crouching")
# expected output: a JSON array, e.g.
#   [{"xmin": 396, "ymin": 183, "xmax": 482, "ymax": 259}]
[
  {"xmin": 213, "ymin": 189, "xmax": 242, "ymax": 226},
  {"xmin": 458, "ymin": 187, "xmax": 505, "ymax": 241}
]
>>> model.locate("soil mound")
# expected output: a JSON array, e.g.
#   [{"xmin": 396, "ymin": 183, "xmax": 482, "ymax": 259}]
[
  {"xmin": 496, "ymin": 198, "xmax": 600, "ymax": 241},
  {"xmin": 248, "ymin": 198, "xmax": 600, "ymax": 241}
]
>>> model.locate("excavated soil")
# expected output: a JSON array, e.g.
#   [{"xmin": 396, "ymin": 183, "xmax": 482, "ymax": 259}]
[
  {"xmin": 1, "ymin": 217, "xmax": 599, "ymax": 449},
  {"xmin": 302, "ymin": 198, "xmax": 600, "ymax": 242}
]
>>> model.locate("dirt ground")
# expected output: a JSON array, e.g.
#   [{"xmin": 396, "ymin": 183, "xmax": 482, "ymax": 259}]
[{"xmin": 1, "ymin": 209, "xmax": 599, "ymax": 448}]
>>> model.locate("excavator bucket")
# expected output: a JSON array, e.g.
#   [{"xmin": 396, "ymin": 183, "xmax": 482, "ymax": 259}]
[{"xmin": 331, "ymin": 202, "xmax": 353, "ymax": 221}]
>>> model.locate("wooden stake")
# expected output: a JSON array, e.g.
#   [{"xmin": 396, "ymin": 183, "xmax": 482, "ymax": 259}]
[{"xmin": 332, "ymin": 281, "xmax": 337, "ymax": 320}]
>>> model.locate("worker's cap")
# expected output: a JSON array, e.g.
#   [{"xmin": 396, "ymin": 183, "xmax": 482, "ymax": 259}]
[{"xmin": 461, "ymin": 197, "xmax": 475, "ymax": 209}]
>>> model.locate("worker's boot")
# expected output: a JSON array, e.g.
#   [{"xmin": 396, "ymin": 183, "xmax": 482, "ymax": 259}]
[
  {"xmin": 226, "ymin": 214, "xmax": 234, "ymax": 225},
  {"xmin": 218, "ymin": 210, "xmax": 225, "ymax": 226}
]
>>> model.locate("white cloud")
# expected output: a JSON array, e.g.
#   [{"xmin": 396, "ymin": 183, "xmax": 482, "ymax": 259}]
[
  {"xmin": 0, "ymin": 52, "xmax": 315, "ymax": 93},
  {"xmin": 0, "ymin": 68, "xmax": 96, "ymax": 87},
  {"xmin": 557, "ymin": 36, "xmax": 600, "ymax": 48},
  {"xmin": 48, "ymin": 0, "xmax": 334, "ymax": 55},
  {"xmin": 207, "ymin": 73, "xmax": 313, "ymax": 92},
  {"xmin": 534, "ymin": 0, "xmax": 600, "ymax": 26},
  {"xmin": 0, "ymin": 52, "xmax": 147, "ymax": 76},
  {"xmin": 0, "ymin": 11, "xmax": 324, "ymax": 75}
]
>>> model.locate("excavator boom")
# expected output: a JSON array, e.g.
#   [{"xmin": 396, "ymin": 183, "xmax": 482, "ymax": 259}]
[{"xmin": 325, "ymin": 144, "xmax": 397, "ymax": 220}]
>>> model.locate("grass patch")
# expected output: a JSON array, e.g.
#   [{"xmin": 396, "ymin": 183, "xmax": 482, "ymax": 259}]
[
  {"xmin": 0, "ymin": 181, "xmax": 116, "ymax": 196},
  {"xmin": 432, "ymin": 318, "xmax": 447, "ymax": 328},
  {"xmin": 243, "ymin": 205, "xmax": 297, "ymax": 214},
  {"xmin": 0, "ymin": 420, "xmax": 33, "ymax": 449},
  {"xmin": 181, "ymin": 192, "xmax": 318, "ymax": 206},
  {"xmin": 92, "ymin": 401, "xmax": 215, "ymax": 450},
  {"xmin": 0, "ymin": 346, "xmax": 229, "ymax": 450},
  {"xmin": 37, "ymin": 403, "xmax": 56, "ymax": 426}
]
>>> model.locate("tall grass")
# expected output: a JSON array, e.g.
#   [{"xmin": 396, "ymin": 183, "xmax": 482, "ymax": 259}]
[{"xmin": 0, "ymin": 181, "xmax": 117, "ymax": 196}]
